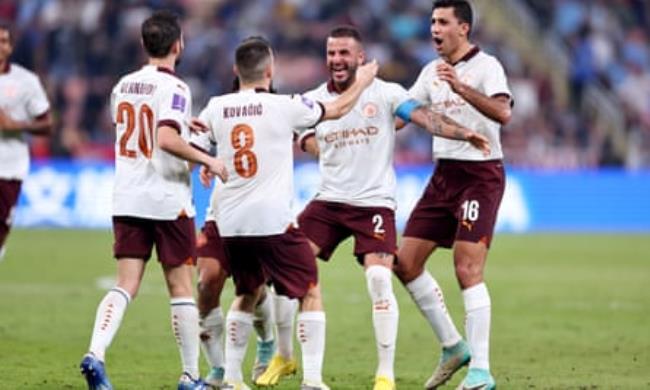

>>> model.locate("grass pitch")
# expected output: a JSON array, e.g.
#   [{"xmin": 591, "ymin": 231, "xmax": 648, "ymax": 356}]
[{"xmin": 0, "ymin": 230, "xmax": 648, "ymax": 389}]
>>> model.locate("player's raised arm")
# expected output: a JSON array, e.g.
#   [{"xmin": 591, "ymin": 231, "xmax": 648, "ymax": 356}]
[{"xmin": 321, "ymin": 59, "xmax": 378, "ymax": 120}]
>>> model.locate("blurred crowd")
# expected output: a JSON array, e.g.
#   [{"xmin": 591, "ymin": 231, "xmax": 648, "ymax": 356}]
[
  {"xmin": 522, "ymin": 0, "xmax": 650, "ymax": 168},
  {"xmin": 2, "ymin": 0, "xmax": 649, "ymax": 168}
]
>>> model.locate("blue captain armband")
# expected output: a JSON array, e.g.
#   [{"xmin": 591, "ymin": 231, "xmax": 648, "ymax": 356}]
[{"xmin": 394, "ymin": 99, "xmax": 421, "ymax": 122}]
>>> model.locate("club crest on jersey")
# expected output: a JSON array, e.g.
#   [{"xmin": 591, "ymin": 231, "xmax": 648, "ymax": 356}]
[
  {"xmin": 300, "ymin": 95, "xmax": 315, "ymax": 109},
  {"xmin": 362, "ymin": 102, "xmax": 378, "ymax": 118},
  {"xmin": 172, "ymin": 93, "xmax": 186, "ymax": 112}
]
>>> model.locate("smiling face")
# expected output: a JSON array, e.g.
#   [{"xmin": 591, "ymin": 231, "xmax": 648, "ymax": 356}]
[
  {"xmin": 326, "ymin": 36, "xmax": 365, "ymax": 91},
  {"xmin": 430, "ymin": 6, "xmax": 470, "ymax": 62}
]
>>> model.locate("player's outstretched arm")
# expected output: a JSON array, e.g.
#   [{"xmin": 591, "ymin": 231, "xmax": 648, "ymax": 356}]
[
  {"xmin": 0, "ymin": 109, "xmax": 53, "ymax": 136},
  {"xmin": 410, "ymin": 107, "xmax": 491, "ymax": 155},
  {"xmin": 321, "ymin": 60, "xmax": 378, "ymax": 120},
  {"xmin": 158, "ymin": 125, "xmax": 228, "ymax": 183}
]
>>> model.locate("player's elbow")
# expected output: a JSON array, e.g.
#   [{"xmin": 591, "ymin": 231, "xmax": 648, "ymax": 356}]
[{"xmin": 496, "ymin": 107, "xmax": 512, "ymax": 125}]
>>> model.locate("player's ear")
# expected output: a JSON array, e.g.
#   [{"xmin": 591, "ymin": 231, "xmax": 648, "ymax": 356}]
[
  {"xmin": 459, "ymin": 22, "xmax": 470, "ymax": 39},
  {"xmin": 233, "ymin": 64, "xmax": 239, "ymax": 77},
  {"xmin": 358, "ymin": 49, "xmax": 366, "ymax": 65},
  {"xmin": 264, "ymin": 61, "xmax": 273, "ymax": 79}
]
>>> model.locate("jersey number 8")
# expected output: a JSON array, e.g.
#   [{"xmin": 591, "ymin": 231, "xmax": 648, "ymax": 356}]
[
  {"xmin": 231, "ymin": 124, "xmax": 258, "ymax": 178},
  {"xmin": 117, "ymin": 102, "xmax": 154, "ymax": 159}
]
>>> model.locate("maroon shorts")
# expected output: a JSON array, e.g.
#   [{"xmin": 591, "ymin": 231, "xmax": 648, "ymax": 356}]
[
  {"xmin": 112, "ymin": 216, "xmax": 197, "ymax": 267},
  {"xmin": 298, "ymin": 200, "xmax": 397, "ymax": 264},
  {"xmin": 0, "ymin": 179, "xmax": 22, "ymax": 248},
  {"xmin": 403, "ymin": 159, "xmax": 505, "ymax": 248},
  {"xmin": 223, "ymin": 228, "xmax": 317, "ymax": 300},
  {"xmin": 196, "ymin": 220, "xmax": 230, "ymax": 275}
]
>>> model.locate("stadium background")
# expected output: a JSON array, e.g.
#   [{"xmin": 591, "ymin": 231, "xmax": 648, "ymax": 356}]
[{"xmin": 1, "ymin": 1, "xmax": 649, "ymax": 389}]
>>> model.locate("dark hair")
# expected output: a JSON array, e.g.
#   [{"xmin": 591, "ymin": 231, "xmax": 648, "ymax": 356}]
[
  {"xmin": 433, "ymin": 0, "xmax": 473, "ymax": 36},
  {"xmin": 235, "ymin": 36, "xmax": 273, "ymax": 83},
  {"xmin": 141, "ymin": 10, "xmax": 181, "ymax": 58},
  {"xmin": 0, "ymin": 20, "xmax": 12, "ymax": 41},
  {"xmin": 328, "ymin": 25, "xmax": 363, "ymax": 43}
]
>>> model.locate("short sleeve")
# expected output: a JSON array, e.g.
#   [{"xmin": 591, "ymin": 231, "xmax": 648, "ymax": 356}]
[
  {"xmin": 408, "ymin": 63, "xmax": 433, "ymax": 104},
  {"xmin": 26, "ymin": 75, "xmax": 50, "ymax": 117},
  {"xmin": 286, "ymin": 94, "xmax": 324, "ymax": 131},
  {"xmin": 382, "ymin": 81, "xmax": 411, "ymax": 115},
  {"xmin": 157, "ymin": 83, "xmax": 192, "ymax": 134},
  {"xmin": 482, "ymin": 58, "xmax": 511, "ymax": 98}
]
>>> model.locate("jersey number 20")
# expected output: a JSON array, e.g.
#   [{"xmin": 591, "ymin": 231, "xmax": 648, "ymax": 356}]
[
  {"xmin": 231, "ymin": 124, "xmax": 258, "ymax": 178},
  {"xmin": 117, "ymin": 102, "xmax": 154, "ymax": 159}
]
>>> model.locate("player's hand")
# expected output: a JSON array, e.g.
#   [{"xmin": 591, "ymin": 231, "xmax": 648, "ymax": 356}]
[
  {"xmin": 188, "ymin": 117, "xmax": 208, "ymax": 134},
  {"xmin": 436, "ymin": 63, "xmax": 462, "ymax": 93},
  {"xmin": 199, "ymin": 165, "xmax": 214, "ymax": 188},
  {"xmin": 356, "ymin": 59, "xmax": 379, "ymax": 88},
  {"xmin": 205, "ymin": 157, "xmax": 228, "ymax": 183},
  {"xmin": 466, "ymin": 131, "xmax": 491, "ymax": 156}
]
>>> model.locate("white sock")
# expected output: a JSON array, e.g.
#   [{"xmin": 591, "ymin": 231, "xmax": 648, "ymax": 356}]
[
  {"xmin": 200, "ymin": 306, "xmax": 225, "ymax": 369},
  {"xmin": 224, "ymin": 310, "xmax": 254, "ymax": 381},
  {"xmin": 254, "ymin": 292, "xmax": 274, "ymax": 342},
  {"xmin": 406, "ymin": 271, "xmax": 462, "ymax": 347},
  {"xmin": 366, "ymin": 266, "xmax": 398, "ymax": 380},
  {"xmin": 88, "ymin": 287, "xmax": 131, "ymax": 361},
  {"xmin": 297, "ymin": 311, "xmax": 326, "ymax": 384},
  {"xmin": 462, "ymin": 283, "xmax": 491, "ymax": 370},
  {"xmin": 274, "ymin": 293, "xmax": 298, "ymax": 359},
  {"xmin": 171, "ymin": 297, "xmax": 201, "ymax": 378}
]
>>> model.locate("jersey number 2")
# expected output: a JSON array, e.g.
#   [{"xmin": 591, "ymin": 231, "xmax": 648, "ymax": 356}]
[
  {"xmin": 117, "ymin": 102, "xmax": 154, "ymax": 159},
  {"xmin": 231, "ymin": 124, "xmax": 258, "ymax": 178}
]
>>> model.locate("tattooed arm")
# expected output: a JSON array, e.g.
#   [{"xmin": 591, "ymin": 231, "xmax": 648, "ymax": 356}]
[{"xmin": 409, "ymin": 107, "xmax": 491, "ymax": 155}]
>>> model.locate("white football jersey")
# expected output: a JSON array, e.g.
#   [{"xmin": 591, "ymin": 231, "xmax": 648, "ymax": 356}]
[
  {"xmin": 111, "ymin": 65, "xmax": 195, "ymax": 220},
  {"xmin": 410, "ymin": 47, "xmax": 511, "ymax": 161},
  {"xmin": 300, "ymin": 78, "xmax": 410, "ymax": 210},
  {"xmin": 192, "ymin": 89, "xmax": 323, "ymax": 236},
  {"xmin": 0, "ymin": 63, "xmax": 50, "ymax": 180}
]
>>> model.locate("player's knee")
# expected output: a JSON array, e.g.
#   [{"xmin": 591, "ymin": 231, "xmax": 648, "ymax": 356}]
[
  {"xmin": 365, "ymin": 265, "xmax": 393, "ymax": 300},
  {"xmin": 453, "ymin": 258, "xmax": 483, "ymax": 288},
  {"xmin": 394, "ymin": 260, "xmax": 422, "ymax": 284}
]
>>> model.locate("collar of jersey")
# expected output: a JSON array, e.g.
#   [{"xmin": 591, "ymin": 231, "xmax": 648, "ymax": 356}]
[{"xmin": 451, "ymin": 45, "xmax": 480, "ymax": 66}]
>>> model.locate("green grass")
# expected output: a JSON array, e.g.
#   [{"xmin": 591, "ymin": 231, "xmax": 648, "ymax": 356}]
[{"xmin": 0, "ymin": 230, "xmax": 649, "ymax": 389}]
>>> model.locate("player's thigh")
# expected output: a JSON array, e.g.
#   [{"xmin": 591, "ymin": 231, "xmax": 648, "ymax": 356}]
[
  {"xmin": 298, "ymin": 200, "xmax": 350, "ymax": 260},
  {"xmin": 197, "ymin": 220, "xmax": 231, "ymax": 283},
  {"xmin": 363, "ymin": 252, "xmax": 395, "ymax": 269},
  {"xmin": 162, "ymin": 263, "xmax": 195, "ymax": 297},
  {"xmin": 154, "ymin": 216, "xmax": 196, "ymax": 267},
  {"xmin": 264, "ymin": 229, "xmax": 318, "ymax": 301}
]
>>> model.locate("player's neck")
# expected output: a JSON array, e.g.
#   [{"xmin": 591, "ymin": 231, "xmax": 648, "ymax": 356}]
[
  {"xmin": 445, "ymin": 41, "xmax": 474, "ymax": 65},
  {"xmin": 239, "ymin": 79, "xmax": 270, "ymax": 92},
  {"xmin": 328, "ymin": 78, "xmax": 354, "ymax": 94},
  {"xmin": 0, "ymin": 59, "xmax": 8, "ymax": 74},
  {"xmin": 147, "ymin": 57, "xmax": 176, "ymax": 73}
]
